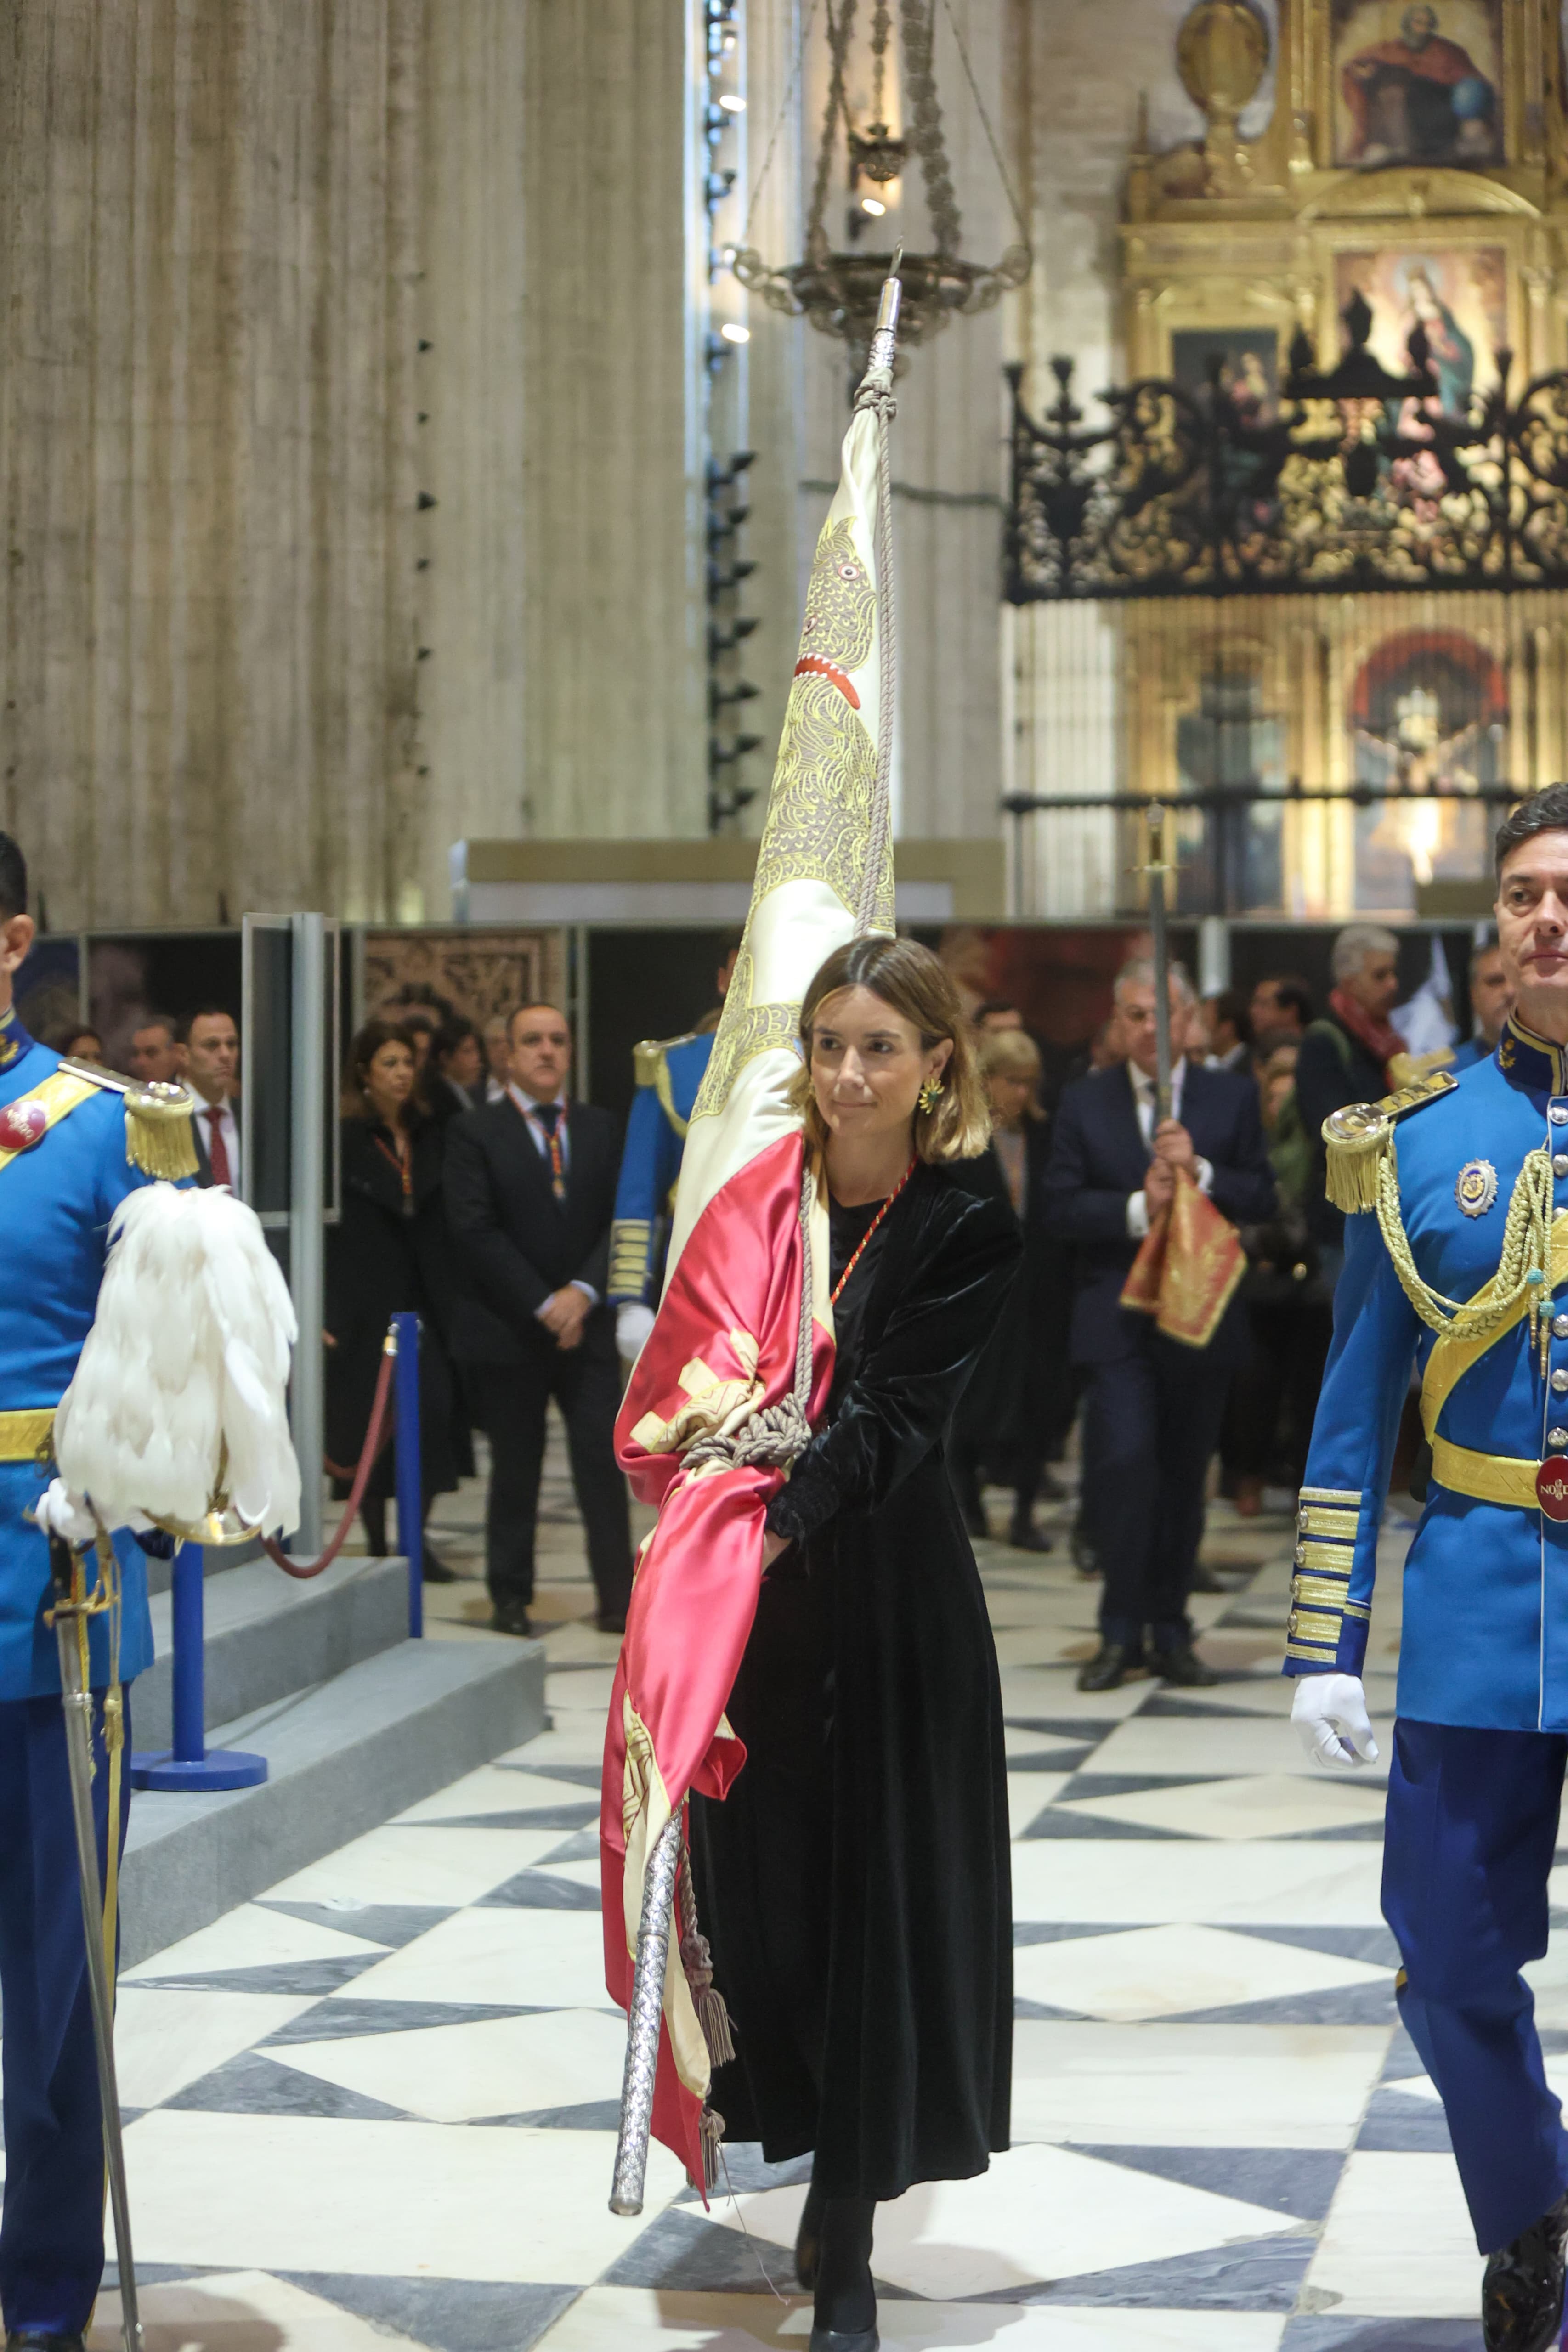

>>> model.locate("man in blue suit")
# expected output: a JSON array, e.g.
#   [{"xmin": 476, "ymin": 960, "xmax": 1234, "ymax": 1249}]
[
  {"xmin": 1043, "ymin": 959, "xmax": 1276, "ymax": 1690},
  {"xmin": 0, "ymin": 832, "xmax": 191, "ymax": 2350},
  {"xmin": 1290, "ymin": 784, "xmax": 1568, "ymax": 2352}
]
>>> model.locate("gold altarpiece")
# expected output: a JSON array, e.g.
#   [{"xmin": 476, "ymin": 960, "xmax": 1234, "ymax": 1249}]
[{"xmin": 1107, "ymin": 0, "xmax": 1568, "ymax": 916}]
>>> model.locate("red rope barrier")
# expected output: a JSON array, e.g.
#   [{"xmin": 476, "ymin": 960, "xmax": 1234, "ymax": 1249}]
[{"xmin": 262, "ymin": 1335, "xmax": 398, "ymax": 1581}]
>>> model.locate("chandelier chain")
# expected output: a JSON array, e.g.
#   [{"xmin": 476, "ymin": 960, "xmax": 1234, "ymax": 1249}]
[
  {"xmin": 740, "ymin": 0, "xmax": 823, "ymax": 247},
  {"xmin": 809, "ymin": 0, "xmax": 861, "ymax": 262},
  {"xmin": 899, "ymin": 0, "xmax": 960, "ymax": 258},
  {"xmin": 937, "ymin": 0, "xmax": 1030, "ymax": 246},
  {"xmin": 871, "ymin": 0, "xmax": 891, "ymax": 125}
]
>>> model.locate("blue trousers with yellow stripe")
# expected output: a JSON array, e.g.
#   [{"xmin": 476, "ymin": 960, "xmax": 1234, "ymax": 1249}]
[
  {"xmin": 0, "ymin": 1688, "xmax": 130, "ymax": 2338},
  {"xmin": 1383, "ymin": 1718, "xmax": 1568, "ymax": 2253}
]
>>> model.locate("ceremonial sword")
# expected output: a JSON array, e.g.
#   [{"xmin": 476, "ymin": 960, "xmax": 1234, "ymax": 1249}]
[{"xmin": 46, "ymin": 1532, "xmax": 143, "ymax": 2352}]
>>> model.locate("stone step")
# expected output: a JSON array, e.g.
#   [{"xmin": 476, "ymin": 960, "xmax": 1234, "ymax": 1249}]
[
  {"xmin": 134, "ymin": 1555, "xmax": 411, "ymax": 1752},
  {"xmin": 119, "ymin": 1633, "xmax": 545, "ymax": 1968}
]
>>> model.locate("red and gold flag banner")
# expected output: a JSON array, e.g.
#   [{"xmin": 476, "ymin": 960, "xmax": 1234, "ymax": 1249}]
[
  {"xmin": 600, "ymin": 349, "xmax": 897, "ymax": 2194},
  {"xmin": 1119, "ymin": 1167, "xmax": 1245, "ymax": 1349}
]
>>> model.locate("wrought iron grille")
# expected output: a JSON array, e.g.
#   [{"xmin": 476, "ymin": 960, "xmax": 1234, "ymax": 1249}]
[{"xmin": 1005, "ymin": 296, "xmax": 1568, "ymax": 603}]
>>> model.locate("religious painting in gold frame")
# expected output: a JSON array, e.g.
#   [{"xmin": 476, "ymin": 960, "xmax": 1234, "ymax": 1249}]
[{"xmin": 1330, "ymin": 1, "xmax": 1505, "ymax": 171}]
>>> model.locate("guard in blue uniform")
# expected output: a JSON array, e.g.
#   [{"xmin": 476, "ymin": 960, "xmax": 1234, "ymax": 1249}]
[
  {"xmin": 0, "ymin": 834, "xmax": 194, "ymax": 2351},
  {"xmin": 608, "ymin": 1028, "xmax": 717, "ymax": 1353},
  {"xmin": 1290, "ymin": 785, "xmax": 1568, "ymax": 2352}
]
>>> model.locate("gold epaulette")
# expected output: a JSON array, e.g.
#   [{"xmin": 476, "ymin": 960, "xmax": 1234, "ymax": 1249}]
[
  {"xmin": 632, "ymin": 1032, "xmax": 699, "ymax": 1088},
  {"xmin": 1323, "ymin": 1068, "xmax": 1458, "ymax": 1216},
  {"xmin": 57, "ymin": 1058, "xmax": 201, "ymax": 1181},
  {"xmin": 1387, "ymin": 1045, "xmax": 1455, "ymax": 1091}
]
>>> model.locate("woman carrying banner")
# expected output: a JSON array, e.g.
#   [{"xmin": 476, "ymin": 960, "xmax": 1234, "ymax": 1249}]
[{"xmin": 690, "ymin": 932, "xmax": 1019, "ymax": 2352}]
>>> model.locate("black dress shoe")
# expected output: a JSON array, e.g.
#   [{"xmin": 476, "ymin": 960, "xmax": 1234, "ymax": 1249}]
[
  {"xmin": 1188, "ymin": 1564, "xmax": 1232, "ymax": 1594},
  {"xmin": 809, "ymin": 2331, "xmax": 878, "ymax": 2352},
  {"xmin": 421, "ymin": 1548, "xmax": 459, "ymax": 1584},
  {"xmin": 1152, "ymin": 1642, "xmax": 1219, "ymax": 1688},
  {"xmin": 8, "ymin": 2333, "xmax": 86, "ymax": 2351},
  {"xmin": 1483, "ymin": 2189, "xmax": 1568, "ymax": 2352},
  {"xmin": 596, "ymin": 1611, "xmax": 627, "ymax": 1636},
  {"xmin": 1070, "ymin": 1523, "xmax": 1100, "ymax": 1579},
  {"xmin": 1007, "ymin": 1512, "xmax": 1053, "ymax": 1554},
  {"xmin": 490, "ymin": 1602, "xmax": 535, "ymax": 1637},
  {"xmin": 1076, "ymin": 1641, "xmax": 1143, "ymax": 1693},
  {"xmin": 1036, "ymin": 1468, "xmax": 1068, "ymax": 1502}
]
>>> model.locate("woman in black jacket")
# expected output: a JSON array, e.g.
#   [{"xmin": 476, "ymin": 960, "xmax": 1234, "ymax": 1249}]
[
  {"xmin": 325, "ymin": 1018, "xmax": 459, "ymax": 1576},
  {"xmin": 951, "ymin": 1025, "xmax": 1068, "ymax": 1551},
  {"xmin": 691, "ymin": 936, "xmax": 1019, "ymax": 2352}
]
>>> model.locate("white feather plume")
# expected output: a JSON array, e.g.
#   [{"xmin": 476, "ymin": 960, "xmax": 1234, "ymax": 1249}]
[{"xmin": 55, "ymin": 1183, "xmax": 301, "ymax": 1537}]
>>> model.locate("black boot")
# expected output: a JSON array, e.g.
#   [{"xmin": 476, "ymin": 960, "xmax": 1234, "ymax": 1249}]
[
  {"xmin": 810, "ymin": 2194, "xmax": 877, "ymax": 2351},
  {"xmin": 1483, "ymin": 2189, "xmax": 1568, "ymax": 2352},
  {"xmin": 795, "ymin": 2174, "xmax": 827, "ymax": 2291},
  {"xmin": 1008, "ymin": 1504, "xmax": 1053, "ymax": 1554}
]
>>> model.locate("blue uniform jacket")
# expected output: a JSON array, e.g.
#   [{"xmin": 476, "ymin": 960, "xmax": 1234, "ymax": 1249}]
[
  {"xmin": 608, "ymin": 1029, "xmax": 715, "ymax": 1306},
  {"xmin": 0, "ymin": 1015, "xmax": 156, "ymax": 1699},
  {"xmin": 1290, "ymin": 1018, "xmax": 1568, "ymax": 1731}
]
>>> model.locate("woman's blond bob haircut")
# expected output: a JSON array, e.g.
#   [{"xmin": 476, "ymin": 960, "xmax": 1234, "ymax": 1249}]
[
  {"xmin": 979, "ymin": 1024, "xmax": 1043, "ymax": 1114},
  {"xmin": 788, "ymin": 935, "xmax": 991, "ymax": 1163}
]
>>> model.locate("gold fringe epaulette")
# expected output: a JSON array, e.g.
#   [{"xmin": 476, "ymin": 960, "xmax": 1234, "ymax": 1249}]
[
  {"xmin": 1323, "ymin": 1068, "xmax": 1458, "ymax": 1216},
  {"xmin": 57, "ymin": 1058, "xmax": 200, "ymax": 1181},
  {"xmin": 632, "ymin": 1031, "xmax": 700, "ymax": 1088}
]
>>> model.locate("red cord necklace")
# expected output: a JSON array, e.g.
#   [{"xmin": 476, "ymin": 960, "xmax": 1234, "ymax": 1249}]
[
  {"xmin": 373, "ymin": 1126, "xmax": 413, "ymax": 1199},
  {"xmin": 830, "ymin": 1155, "xmax": 916, "ymax": 1306}
]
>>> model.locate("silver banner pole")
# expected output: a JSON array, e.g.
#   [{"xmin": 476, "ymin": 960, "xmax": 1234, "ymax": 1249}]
[{"xmin": 609, "ymin": 1813, "xmax": 683, "ymax": 2216}]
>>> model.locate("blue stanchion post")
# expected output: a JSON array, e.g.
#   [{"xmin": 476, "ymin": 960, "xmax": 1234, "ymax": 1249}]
[
  {"xmin": 130, "ymin": 1543, "xmax": 267, "ymax": 1791},
  {"xmin": 392, "ymin": 1309, "xmax": 424, "ymax": 1637}
]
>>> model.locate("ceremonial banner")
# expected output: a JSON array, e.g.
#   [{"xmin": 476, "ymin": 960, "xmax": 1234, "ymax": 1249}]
[
  {"xmin": 601, "ymin": 332, "xmax": 898, "ymax": 2196},
  {"xmin": 1119, "ymin": 1167, "xmax": 1245, "ymax": 1347}
]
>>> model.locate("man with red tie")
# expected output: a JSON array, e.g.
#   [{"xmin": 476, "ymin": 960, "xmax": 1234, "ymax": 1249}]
[
  {"xmin": 179, "ymin": 1006, "xmax": 241, "ymax": 1192},
  {"xmin": 444, "ymin": 1002, "xmax": 633, "ymax": 1637}
]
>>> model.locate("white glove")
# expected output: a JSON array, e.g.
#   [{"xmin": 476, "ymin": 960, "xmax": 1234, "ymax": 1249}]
[
  {"xmin": 1292, "ymin": 1672, "xmax": 1381, "ymax": 1771},
  {"xmin": 31, "ymin": 1478, "xmax": 100, "ymax": 1547},
  {"xmin": 617, "ymin": 1302, "xmax": 656, "ymax": 1363}
]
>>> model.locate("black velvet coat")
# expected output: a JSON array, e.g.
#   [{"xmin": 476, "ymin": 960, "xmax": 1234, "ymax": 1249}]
[
  {"xmin": 324, "ymin": 1114, "xmax": 459, "ymax": 1505},
  {"xmin": 691, "ymin": 1161, "xmax": 1020, "ymax": 2202}
]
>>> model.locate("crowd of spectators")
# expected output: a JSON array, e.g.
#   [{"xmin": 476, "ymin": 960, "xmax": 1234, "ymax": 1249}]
[{"xmin": 963, "ymin": 928, "xmax": 1512, "ymax": 1682}]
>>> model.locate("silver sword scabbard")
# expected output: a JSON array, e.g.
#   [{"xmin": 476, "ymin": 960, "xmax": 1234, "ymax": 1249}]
[
  {"xmin": 609, "ymin": 1810, "xmax": 684, "ymax": 2216},
  {"xmin": 48, "ymin": 1535, "xmax": 143, "ymax": 2352}
]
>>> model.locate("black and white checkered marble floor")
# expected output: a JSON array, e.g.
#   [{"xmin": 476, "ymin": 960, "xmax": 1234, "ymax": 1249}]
[{"xmin": 28, "ymin": 1448, "xmax": 1562, "ymax": 2351}]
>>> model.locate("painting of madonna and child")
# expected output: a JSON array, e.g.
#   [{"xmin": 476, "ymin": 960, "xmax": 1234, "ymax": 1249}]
[{"xmin": 1332, "ymin": 0, "xmax": 1502, "ymax": 169}]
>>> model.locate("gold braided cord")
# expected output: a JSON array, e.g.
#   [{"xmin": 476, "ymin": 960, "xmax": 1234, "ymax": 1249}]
[{"xmin": 1376, "ymin": 1141, "xmax": 1555, "ymax": 1354}]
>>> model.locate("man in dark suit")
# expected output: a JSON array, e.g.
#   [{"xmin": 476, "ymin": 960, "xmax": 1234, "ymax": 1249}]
[
  {"xmin": 1293, "ymin": 923, "xmax": 1402, "ymax": 1275},
  {"xmin": 1043, "ymin": 960, "xmax": 1277, "ymax": 1691},
  {"xmin": 180, "ymin": 1006, "xmax": 242, "ymax": 1191},
  {"xmin": 443, "ymin": 1003, "xmax": 633, "ymax": 1637}
]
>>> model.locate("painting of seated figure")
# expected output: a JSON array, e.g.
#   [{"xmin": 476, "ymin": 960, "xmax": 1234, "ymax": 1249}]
[{"xmin": 1333, "ymin": 0, "xmax": 1502, "ymax": 169}]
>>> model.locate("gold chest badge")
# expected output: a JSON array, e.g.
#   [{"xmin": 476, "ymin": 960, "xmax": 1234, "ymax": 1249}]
[{"xmin": 1455, "ymin": 1159, "xmax": 1498, "ymax": 1218}]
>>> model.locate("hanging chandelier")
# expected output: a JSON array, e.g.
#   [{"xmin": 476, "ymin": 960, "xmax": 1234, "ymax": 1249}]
[{"xmin": 734, "ymin": 0, "xmax": 1030, "ymax": 372}]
